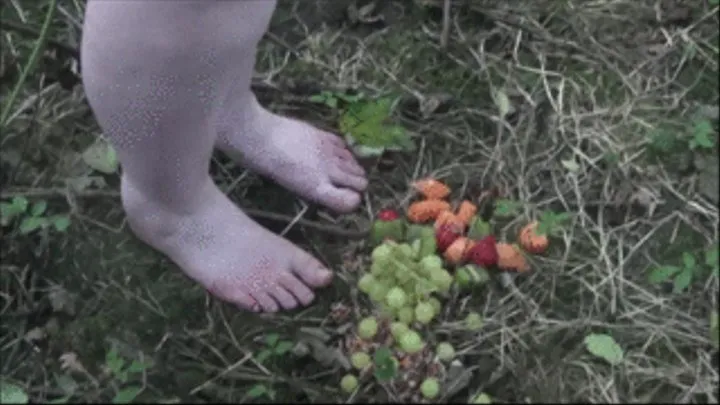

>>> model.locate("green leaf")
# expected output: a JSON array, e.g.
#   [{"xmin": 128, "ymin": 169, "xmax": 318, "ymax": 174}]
[
  {"xmin": 264, "ymin": 333, "xmax": 279, "ymax": 347},
  {"xmin": 308, "ymin": 94, "xmax": 326, "ymax": 103},
  {"xmin": 111, "ymin": 386, "xmax": 142, "ymax": 404},
  {"xmin": 105, "ymin": 349, "xmax": 125, "ymax": 374},
  {"xmin": 1, "ymin": 197, "xmax": 28, "ymax": 224},
  {"xmin": 246, "ymin": 384, "xmax": 268, "ymax": 399},
  {"xmin": 648, "ymin": 266, "xmax": 681, "ymax": 284},
  {"xmin": 0, "ymin": 382, "xmax": 28, "ymax": 404},
  {"xmin": 672, "ymin": 268, "xmax": 693, "ymax": 293},
  {"xmin": 705, "ymin": 246, "xmax": 719, "ymax": 270},
  {"xmin": 274, "ymin": 341, "xmax": 294, "ymax": 355},
  {"xmin": 30, "ymin": 200, "xmax": 47, "ymax": 217},
  {"xmin": 493, "ymin": 199, "xmax": 521, "ymax": 217},
  {"xmin": 681, "ymin": 252, "xmax": 696, "ymax": 270},
  {"xmin": 51, "ymin": 215, "xmax": 71, "ymax": 232},
  {"xmin": 126, "ymin": 360, "xmax": 148, "ymax": 374},
  {"xmin": 1, "ymin": 203, "xmax": 16, "ymax": 226},
  {"xmin": 372, "ymin": 346, "xmax": 397, "ymax": 382},
  {"xmin": 691, "ymin": 120, "xmax": 715, "ymax": 149},
  {"xmin": 82, "ymin": 138, "xmax": 119, "ymax": 174},
  {"xmin": 11, "ymin": 196, "xmax": 28, "ymax": 211},
  {"xmin": 19, "ymin": 216, "xmax": 48, "ymax": 234},
  {"xmin": 338, "ymin": 97, "xmax": 410, "ymax": 150},
  {"xmin": 583, "ymin": 333, "xmax": 624, "ymax": 365},
  {"xmin": 255, "ymin": 349, "xmax": 272, "ymax": 364}
]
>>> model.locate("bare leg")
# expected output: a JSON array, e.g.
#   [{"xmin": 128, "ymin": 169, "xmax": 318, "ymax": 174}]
[{"xmin": 81, "ymin": 0, "xmax": 342, "ymax": 312}]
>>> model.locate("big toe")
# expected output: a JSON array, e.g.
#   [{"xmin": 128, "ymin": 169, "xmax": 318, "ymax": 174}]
[{"xmin": 313, "ymin": 182, "xmax": 362, "ymax": 213}]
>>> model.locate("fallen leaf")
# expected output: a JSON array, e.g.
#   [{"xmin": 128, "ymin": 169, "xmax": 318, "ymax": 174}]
[
  {"xmin": 0, "ymin": 382, "xmax": 28, "ymax": 404},
  {"xmin": 584, "ymin": 333, "xmax": 624, "ymax": 365},
  {"xmin": 59, "ymin": 352, "xmax": 87, "ymax": 374},
  {"xmin": 492, "ymin": 89, "xmax": 511, "ymax": 118},
  {"xmin": 24, "ymin": 327, "xmax": 46, "ymax": 342},
  {"xmin": 82, "ymin": 138, "xmax": 118, "ymax": 174},
  {"xmin": 48, "ymin": 286, "xmax": 76, "ymax": 316},
  {"xmin": 561, "ymin": 158, "xmax": 580, "ymax": 173}
]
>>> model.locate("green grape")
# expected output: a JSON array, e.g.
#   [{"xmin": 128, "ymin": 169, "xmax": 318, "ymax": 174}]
[
  {"xmin": 403, "ymin": 290, "xmax": 418, "ymax": 307},
  {"xmin": 397, "ymin": 306, "xmax": 414, "ymax": 324},
  {"xmin": 385, "ymin": 287, "xmax": 407, "ymax": 309},
  {"xmin": 419, "ymin": 254, "xmax": 443, "ymax": 275},
  {"xmin": 471, "ymin": 393, "xmax": 492, "ymax": 404},
  {"xmin": 464, "ymin": 312, "xmax": 484, "ymax": 331},
  {"xmin": 411, "ymin": 239, "xmax": 422, "ymax": 258},
  {"xmin": 420, "ymin": 377, "xmax": 440, "ymax": 399},
  {"xmin": 415, "ymin": 301, "xmax": 435, "ymax": 324},
  {"xmin": 370, "ymin": 261, "xmax": 387, "ymax": 276},
  {"xmin": 351, "ymin": 352, "xmax": 372, "ymax": 370},
  {"xmin": 399, "ymin": 330, "xmax": 424, "ymax": 353},
  {"xmin": 368, "ymin": 282, "xmax": 389, "ymax": 302},
  {"xmin": 435, "ymin": 342, "xmax": 455, "ymax": 361},
  {"xmin": 430, "ymin": 268, "xmax": 453, "ymax": 293},
  {"xmin": 358, "ymin": 316, "xmax": 379, "ymax": 339},
  {"xmin": 390, "ymin": 322, "xmax": 409, "ymax": 339},
  {"xmin": 415, "ymin": 280, "xmax": 437, "ymax": 296},
  {"xmin": 357, "ymin": 274, "xmax": 376, "ymax": 294},
  {"xmin": 371, "ymin": 243, "xmax": 393, "ymax": 264},
  {"xmin": 428, "ymin": 297, "xmax": 442, "ymax": 315},
  {"xmin": 394, "ymin": 267, "xmax": 412, "ymax": 284},
  {"xmin": 340, "ymin": 374, "xmax": 359, "ymax": 393},
  {"xmin": 396, "ymin": 243, "xmax": 415, "ymax": 260}
]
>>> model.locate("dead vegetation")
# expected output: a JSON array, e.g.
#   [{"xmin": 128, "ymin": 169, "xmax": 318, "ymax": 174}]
[{"xmin": 1, "ymin": 0, "xmax": 718, "ymax": 403}]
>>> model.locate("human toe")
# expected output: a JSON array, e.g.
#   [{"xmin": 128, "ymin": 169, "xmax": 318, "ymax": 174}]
[
  {"xmin": 335, "ymin": 155, "xmax": 366, "ymax": 177},
  {"xmin": 269, "ymin": 283, "xmax": 300, "ymax": 310},
  {"xmin": 279, "ymin": 272, "xmax": 316, "ymax": 306},
  {"xmin": 313, "ymin": 183, "xmax": 362, "ymax": 213},
  {"xmin": 250, "ymin": 290, "xmax": 280, "ymax": 313},
  {"xmin": 291, "ymin": 250, "xmax": 334, "ymax": 288},
  {"xmin": 329, "ymin": 166, "xmax": 368, "ymax": 192}
]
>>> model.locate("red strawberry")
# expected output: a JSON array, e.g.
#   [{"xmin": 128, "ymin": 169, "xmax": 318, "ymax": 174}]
[
  {"xmin": 378, "ymin": 209, "xmax": 400, "ymax": 221},
  {"xmin": 465, "ymin": 235, "xmax": 498, "ymax": 268},
  {"xmin": 435, "ymin": 223, "xmax": 462, "ymax": 252}
]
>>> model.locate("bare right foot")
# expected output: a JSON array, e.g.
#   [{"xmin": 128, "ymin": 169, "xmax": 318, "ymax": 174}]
[{"xmin": 121, "ymin": 176, "xmax": 333, "ymax": 312}]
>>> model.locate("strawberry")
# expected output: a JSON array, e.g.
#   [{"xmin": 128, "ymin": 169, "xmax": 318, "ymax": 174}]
[
  {"xmin": 465, "ymin": 235, "xmax": 498, "ymax": 268},
  {"xmin": 435, "ymin": 223, "xmax": 462, "ymax": 253},
  {"xmin": 378, "ymin": 209, "xmax": 400, "ymax": 221}
]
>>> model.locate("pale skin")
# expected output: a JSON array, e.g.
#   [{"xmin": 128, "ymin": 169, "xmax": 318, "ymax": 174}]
[{"xmin": 81, "ymin": 1, "xmax": 368, "ymax": 312}]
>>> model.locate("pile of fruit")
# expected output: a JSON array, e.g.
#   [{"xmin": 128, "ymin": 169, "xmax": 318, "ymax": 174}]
[{"xmin": 339, "ymin": 179, "xmax": 552, "ymax": 402}]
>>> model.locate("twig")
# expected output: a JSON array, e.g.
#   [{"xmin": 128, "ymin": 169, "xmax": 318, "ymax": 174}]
[
  {"xmin": 0, "ymin": 1, "xmax": 58, "ymax": 127},
  {"xmin": 440, "ymin": 0, "xmax": 452, "ymax": 48},
  {"xmin": 0, "ymin": 18, "xmax": 79, "ymax": 60},
  {"xmin": 0, "ymin": 187, "xmax": 370, "ymax": 239}
]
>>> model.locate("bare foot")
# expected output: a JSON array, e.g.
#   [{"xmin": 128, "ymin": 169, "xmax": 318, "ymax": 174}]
[
  {"xmin": 216, "ymin": 97, "xmax": 368, "ymax": 213},
  {"xmin": 121, "ymin": 176, "xmax": 333, "ymax": 312}
]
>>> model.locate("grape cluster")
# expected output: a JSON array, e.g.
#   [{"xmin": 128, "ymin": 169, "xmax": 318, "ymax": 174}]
[
  {"xmin": 342, "ymin": 240, "xmax": 463, "ymax": 399},
  {"xmin": 358, "ymin": 241, "xmax": 454, "ymax": 329}
]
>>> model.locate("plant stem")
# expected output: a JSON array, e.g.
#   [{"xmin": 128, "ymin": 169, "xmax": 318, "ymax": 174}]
[{"xmin": 0, "ymin": 0, "xmax": 58, "ymax": 127}]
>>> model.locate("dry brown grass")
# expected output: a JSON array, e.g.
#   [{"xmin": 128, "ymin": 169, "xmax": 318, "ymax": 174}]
[{"xmin": 1, "ymin": 0, "xmax": 718, "ymax": 403}]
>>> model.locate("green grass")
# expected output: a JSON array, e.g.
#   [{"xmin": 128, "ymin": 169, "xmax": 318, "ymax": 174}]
[{"xmin": 1, "ymin": 0, "xmax": 718, "ymax": 403}]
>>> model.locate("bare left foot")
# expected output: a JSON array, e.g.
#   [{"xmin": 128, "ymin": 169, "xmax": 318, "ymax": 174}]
[{"xmin": 216, "ymin": 97, "xmax": 368, "ymax": 213}]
